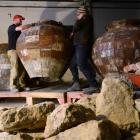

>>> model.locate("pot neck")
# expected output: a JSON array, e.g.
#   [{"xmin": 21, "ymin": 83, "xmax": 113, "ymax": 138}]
[{"xmin": 106, "ymin": 19, "xmax": 140, "ymax": 32}]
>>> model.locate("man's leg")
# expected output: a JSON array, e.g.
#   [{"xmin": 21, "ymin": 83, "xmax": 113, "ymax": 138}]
[
  {"xmin": 18, "ymin": 58, "xmax": 26, "ymax": 89},
  {"xmin": 67, "ymin": 53, "xmax": 81, "ymax": 91},
  {"xmin": 76, "ymin": 45, "xmax": 99, "ymax": 93},
  {"xmin": 69, "ymin": 54, "xmax": 79, "ymax": 82},
  {"xmin": 7, "ymin": 50, "xmax": 19, "ymax": 91},
  {"xmin": 18, "ymin": 58, "xmax": 30, "ymax": 91}
]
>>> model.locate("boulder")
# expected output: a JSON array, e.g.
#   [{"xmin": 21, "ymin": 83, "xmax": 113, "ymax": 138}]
[
  {"xmin": 136, "ymin": 62, "xmax": 140, "ymax": 70},
  {"xmin": 0, "ymin": 132, "xmax": 44, "ymax": 140},
  {"xmin": 126, "ymin": 133, "xmax": 140, "ymax": 140},
  {"xmin": 135, "ymin": 70, "xmax": 140, "ymax": 75},
  {"xmin": 45, "ymin": 120, "xmax": 121, "ymax": 140},
  {"xmin": 96, "ymin": 77, "xmax": 140, "ymax": 132},
  {"xmin": 76, "ymin": 94, "xmax": 98, "ymax": 112},
  {"xmin": 0, "ymin": 102, "xmax": 55, "ymax": 132},
  {"xmin": 135, "ymin": 99, "xmax": 140, "ymax": 112},
  {"xmin": 44, "ymin": 103, "xmax": 95, "ymax": 138},
  {"xmin": 0, "ymin": 132, "xmax": 16, "ymax": 140},
  {"xmin": 16, "ymin": 132, "xmax": 44, "ymax": 140}
]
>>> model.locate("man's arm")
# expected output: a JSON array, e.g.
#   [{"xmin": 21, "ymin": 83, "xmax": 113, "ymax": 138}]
[
  {"xmin": 70, "ymin": 18, "xmax": 86, "ymax": 39},
  {"xmin": 15, "ymin": 23, "xmax": 36, "ymax": 31},
  {"xmin": 72, "ymin": 16, "xmax": 87, "ymax": 34}
]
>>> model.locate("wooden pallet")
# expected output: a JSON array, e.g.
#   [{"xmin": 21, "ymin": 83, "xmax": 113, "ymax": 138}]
[
  {"xmin": 0, "ymin": 91, "xmax": 67, "ymax": 105},
  {"xmin": 0, "ymin": 84, "xmax": 67, "ymax": 105},
  {"xmin": 0, "ymin": 91, "xmax": 91, "ymax": 106},
  {"xmin": 0, "ymin": 83, "xmax": 99, "ymax": 106}
]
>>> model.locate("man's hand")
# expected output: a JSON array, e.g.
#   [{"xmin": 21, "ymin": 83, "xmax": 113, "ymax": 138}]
[
  {"xmin": 70, "ymin": 32, "xmax": 74, "ymax": 39},
  {"xmin": 34, "ymin": 21, "xmax": 42, "ymax": 26},
  {"xmin": 77, "ymin": 14, "xmax": 84, "ymax": 20}
]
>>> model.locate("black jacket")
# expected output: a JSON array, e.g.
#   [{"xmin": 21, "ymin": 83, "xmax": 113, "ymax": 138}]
[{"xmin": 73, "ymin": 15, "xmax": 93, "ymax": 46}]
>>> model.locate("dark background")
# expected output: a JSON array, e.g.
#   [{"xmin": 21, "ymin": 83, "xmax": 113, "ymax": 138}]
[
  {"xmin": 1, "ymin": 0, "xmax": 140, "ymax": 39},
  {"xmin": 1, "ymin": 0, "xmax": 140, "ymax": 1}
]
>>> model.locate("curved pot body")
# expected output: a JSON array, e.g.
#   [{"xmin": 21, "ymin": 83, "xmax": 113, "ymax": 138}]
[
  {"xmin": 93, "ymin": 19, "xmax": 140, "ymax": 76},
  {"xmin": 0, "ymin": 44, "xmax": 10, "ymax": 89},
  {"xmin": 16, "ymin": 20, "xmax": 72, "ymax": 80}
]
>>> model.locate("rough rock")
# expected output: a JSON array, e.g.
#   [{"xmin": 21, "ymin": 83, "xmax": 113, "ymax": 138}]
[
  {"xmin": 135, "ymin": 99, "xmax": 140, "ymax": 112},
  {"xmin": 45, "ymin": 120, "xmax": 121, "ymax": 140},
  {"xmin": 136, "ymin": 62, "xmax": 140, "ymax": 70},
  {"xmin": 16, "ymin": 132, "xmax": 44, "ymax": 140},
  {"xmin": 123, "ymin": 64, "xmax": 138, "ymax": 73},
  {"xmin": 135, "ymin": 70, "xmax": 140, "ymax": 75},
  {"xmin": 126, "ymin": 133, "xmax": 140, "ymax": 140},
  {"xmin": 0, "ymin": 102, "xmax": 55, "ymax": 132},
  {"xmin": 96, "ymin": 77, "xmax": 140, "ymax": 131},
  {"xmin": 123, "ymin": 61, "xmax": 140, "ymax": 74},
  {"xmin": 76, "ymin": 94, "xmax": 98, "ymax": 112},
  {"xmin": 0, "ymin": 132, "xmax": 16, "ymax": 140},
  {"xmin": 44, "ymin": 103, "xmax": 96, "ymax": 138},
  {"xmin": 0, "ymin": 132, "xmax": 44, "ymax": 140}
]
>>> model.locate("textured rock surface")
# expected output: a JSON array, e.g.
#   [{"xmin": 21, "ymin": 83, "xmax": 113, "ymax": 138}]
[
  {"xmin": 16, "ymin": 132, "xmax": 44, "ymax": 140},
  {"xmin": 76, "ymin": 94, "xmax": 98, "ymax": 112},
  {"xmin": 0, "ymin": 132, "xmax": 44, "ymax": 140},
  {"xmin": 136, "ymin": 62, "xmax": 140, "ymax": 70},
  {"xmin": 44, "ymin": 103, "xmax": 96, "ymax": 138},
  {"xmin": 45, "ymin": 120, "xmax": 121, "ymax": 140},
  {"xmin": 135, "ymin": 99, "xmax": 140, "ymax": 112},
  {"xmin": 0, "ymin": 132, "xmax": 16, "ymax": 140},
  {"xmin": 96, "ymin": 77, "xmax": 140, "ymax": 131},
  {"xmin": 126, "ymin": 133, "xmax": 140, "ymax": 140},
  {"xmin": 0, "ymin": 102, "xmax": 55, "ymax": 132},
  {"xmin": 0, "ymin": 44, "xmax": 10, "ymax": 90},
  {"xmin": 135, "ymin": 70, "xmax": 140, "ymax": 75}
]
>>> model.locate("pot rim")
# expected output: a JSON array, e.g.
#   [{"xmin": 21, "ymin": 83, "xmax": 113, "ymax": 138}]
[{"xmin": 106, "ymin": 19, "xmax": 140, "ymax": 31}]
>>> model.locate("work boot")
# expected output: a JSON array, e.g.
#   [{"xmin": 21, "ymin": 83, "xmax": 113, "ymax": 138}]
[
  {"xmin": 67, "ymin": 82, "xmax": 81, "ymax": 92},
  {"xmin": 83, "ymin": 86, "xmax": 100, "ymax": 95},
  {"xmin": 10, "ymin": 87, "xmax": 19, "ymax": 92}
]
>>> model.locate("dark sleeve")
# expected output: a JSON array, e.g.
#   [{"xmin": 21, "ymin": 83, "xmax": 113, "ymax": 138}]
[
  {"xmin": 72, "ymin": 17, "xmax": 87, "ymax": 33},
  {"xmin": 8, "ymin": 25, "xmax": 16, "ymax": 33}
]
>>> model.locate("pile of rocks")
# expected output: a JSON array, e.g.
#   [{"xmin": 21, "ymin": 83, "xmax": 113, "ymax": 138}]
[
  {"xmin": 0, "ymin": 102, "xmax": 55, "ymax": 140},
  {"xmin": 0, "ymin": 77, "xmax": 140, "ymax": 140}
]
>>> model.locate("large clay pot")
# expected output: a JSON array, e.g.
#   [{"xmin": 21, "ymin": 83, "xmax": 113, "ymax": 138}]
[
  {"xmin": 0, "ymin": 44, "xmax": 10, "ymax": 89},
  {"xmin": 16, "ymin": 20, "xmax": 72, "ymax": 81},
  {"xmin": 93, "ymin": 19, "xmax": 140, "ymax": 76}
]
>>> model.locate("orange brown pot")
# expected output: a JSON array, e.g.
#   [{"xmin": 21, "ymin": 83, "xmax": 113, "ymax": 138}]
[
  {"xmin": 16, "ymin": 20, "xmax": 72, "ymax": 81},
  {"xmin": 93, "ymin": 19, "xmax": 140, "ymax": 76}
]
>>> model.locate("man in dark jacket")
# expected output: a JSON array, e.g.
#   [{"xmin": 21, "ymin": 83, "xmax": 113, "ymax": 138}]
[{"xmin": 67, "ymin": 6, "xmax": 99, "ymax": 94}]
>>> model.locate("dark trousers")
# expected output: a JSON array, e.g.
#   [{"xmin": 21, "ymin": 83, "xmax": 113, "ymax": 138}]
[{"xmin": 70, "ymin": 44, "xmax": 98, "ymax": 87}]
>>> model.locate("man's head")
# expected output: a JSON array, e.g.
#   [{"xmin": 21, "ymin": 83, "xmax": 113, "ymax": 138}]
[
  {"xmin": 13, "ymin": 15, "xmax": 25, "ymax": 26},
  {"xmin": 76, "ymin": 6, "xmax": 88, "ymax": 20}
]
